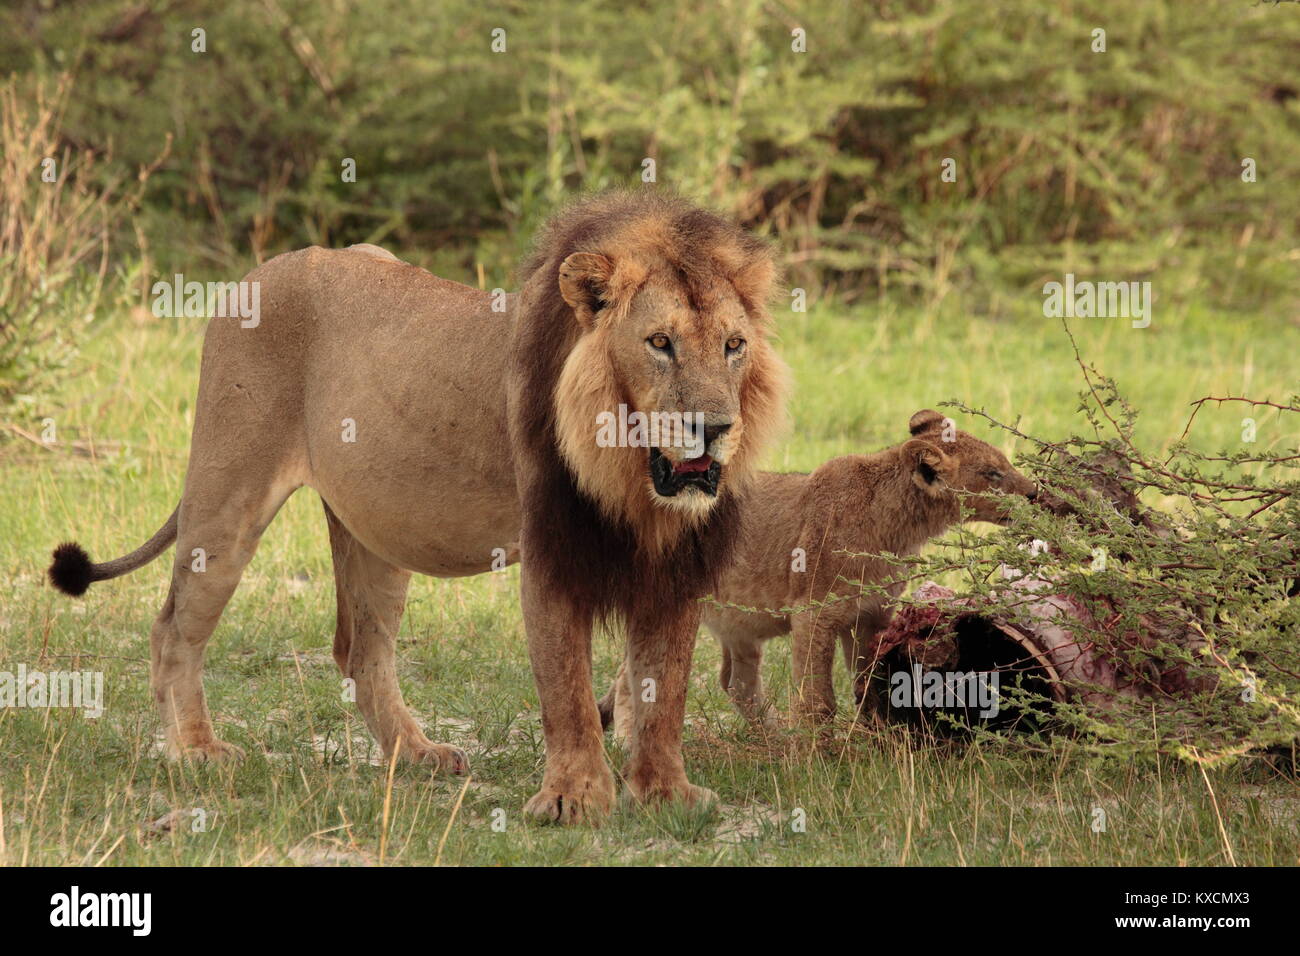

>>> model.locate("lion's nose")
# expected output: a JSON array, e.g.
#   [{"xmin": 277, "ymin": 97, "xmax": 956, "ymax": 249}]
[
  {"xmin": 702, "ymin": 422, "xmax": 732, "ymax": 446},
  {"xmin": 1026, "ymin": 485, "xmax": 1039, "ymax": 502}
]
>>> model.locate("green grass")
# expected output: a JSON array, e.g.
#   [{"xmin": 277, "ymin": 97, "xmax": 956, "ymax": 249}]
[{"xmin": 1, "ymin": 290, "xmax": 1298, "ymax": 865}]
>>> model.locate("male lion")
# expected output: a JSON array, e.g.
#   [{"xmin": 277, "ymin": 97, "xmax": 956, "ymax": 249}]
[
  {"xmin": 601, "ymin": 410, "xmax": 1035, "ymax": 730},
  {"xmin": 48, "ymin": 192, "xmax": 787, "ymax": 824}
]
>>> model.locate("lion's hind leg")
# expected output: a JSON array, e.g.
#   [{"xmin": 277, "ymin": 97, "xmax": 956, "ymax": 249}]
[
  {"xmin": 151, "ymin": 478, "xmax": 295, "ymax": 762},
  {"xmin": 323, "ymin": 503, "xmax": 467, "ymax": 775}
]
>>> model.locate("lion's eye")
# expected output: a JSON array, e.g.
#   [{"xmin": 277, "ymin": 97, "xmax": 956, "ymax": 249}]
[
  {"xmin": 985, "ymin": 470, "xmax": 1004, "ymax": 482},
  {"xmin": 648, "ymin": 333, "xmax": 672, "ymax": 353},
  {"xmin": 726, "ymin": 336, "xmax": 745, "ymax": 355}
]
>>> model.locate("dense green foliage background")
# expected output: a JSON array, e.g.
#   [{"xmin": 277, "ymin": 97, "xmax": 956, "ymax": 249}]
[{"xmin": 4, "ymin": 0, "xmax": 1298, "ymax": 303}]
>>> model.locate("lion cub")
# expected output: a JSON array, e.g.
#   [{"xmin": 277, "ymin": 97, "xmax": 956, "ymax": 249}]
[{"xmin": 602, "ymin": 409, "xmax": 1036, "ymax": 732}]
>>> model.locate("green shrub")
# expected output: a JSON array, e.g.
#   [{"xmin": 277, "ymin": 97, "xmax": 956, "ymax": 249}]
[
  {"xmin": 880, "ymin": 331, "xmax": 1300, "ymax": 762},
  {"xmin": 1, "ymin": 0, "xmax": 1294, "ymax": 308},
  {"xmin": 0, "ymin": 74, "xmax": 130, "ymax": 418}
]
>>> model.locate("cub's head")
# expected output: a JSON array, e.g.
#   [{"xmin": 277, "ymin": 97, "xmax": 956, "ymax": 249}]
[
  {"xmin": 901, "ymin": 409, "xmax": 1037, "ymax": 524},
  {"xmin": 545, "ymin": 195, "xmax": 788, "ymax": 544}
]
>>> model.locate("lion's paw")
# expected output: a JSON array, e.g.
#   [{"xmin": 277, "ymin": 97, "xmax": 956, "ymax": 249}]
[
  {"xmin": 749, "ymin": 709, "xmax": 786, "ymax": 733},
  {"xmin": 524, "ymin": 778, "xmax": 616, "ymax": 826},
  {"xmin": 679, "ymin": 782, "xmax": 719, "ymax": 808},
  {"xmin": 171, "ymin": 737, "xmax": 245, "ymax": 764},
  {"xmin": 624, "ymin": 776, "xmax": 718, "ymax": 810},
  {"xmin": 409, "ymin": 741, "xmax": 469, "ymax": 775}
]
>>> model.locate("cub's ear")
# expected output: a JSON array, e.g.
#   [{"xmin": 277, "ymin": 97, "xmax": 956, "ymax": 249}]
[
  {"xmin": 558, "ymin": 252, "xmax": 614, "ymax": 326},
  {"xmin": 908, "ymin": 409, "xmax": 946, "ymax": 436},
  {"xmin": 903, "ymin": 438, "xmax": 956, "ymax": 495}
]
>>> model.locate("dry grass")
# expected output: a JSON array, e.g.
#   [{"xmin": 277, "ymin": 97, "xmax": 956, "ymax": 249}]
[{"xmin": 0, "ymin": 72, "xmax": 164, "ymax": 410}]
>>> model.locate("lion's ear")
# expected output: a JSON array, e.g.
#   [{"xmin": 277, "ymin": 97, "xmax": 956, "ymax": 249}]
[
  {"xmin": 729, "ymin": 255, "xmax": 776, "ymax": 311},
  {"xmin": 903, "ymin": 438, "xmax": 956, "ymax": 495},
  {"xmin": 558, "ymin": 252, "xmax": 614, "ymax": 326},
  {"xmin": 908, "ymin": 409, "xmax": 945, "ymax": 436}
]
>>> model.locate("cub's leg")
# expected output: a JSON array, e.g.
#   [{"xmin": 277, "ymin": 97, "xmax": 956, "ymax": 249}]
[
  {"xmin": 151, "ymin": 477, "xmax": 295, "ymax": 761},
  {"xmin": 608, "ymin": 658, "xmax": 635, "ymax": 747},
  {"xmin": 839, "ymin": 605, "xmax": 892, "ymax": 722},
  {"xmin": 621, "ymin": 603, "xmax": 716, "ymax": 809},
  {"xmin": 714, "ymin": 629, "xmax": 779, "ymax": 728},
  {"xmin": 519, "ymin": 558, "xmax": 616, "ymax": 825},
  {"xmin": 790, "ymin": 611, "xmax": 839, "ymax": 723},
  {"xmin": 324, "ymin": 502, "xmax": 467, "ymax": 773}
]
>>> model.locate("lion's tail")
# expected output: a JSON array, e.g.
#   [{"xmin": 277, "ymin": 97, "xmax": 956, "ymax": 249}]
[{"xmin": 48, "ymin": 506, "xmax": 179, "ymax": 596}]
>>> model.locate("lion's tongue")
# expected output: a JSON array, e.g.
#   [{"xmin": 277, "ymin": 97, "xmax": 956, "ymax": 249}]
[{"xmin": 672, "ymin": 455, "xmax": 713, "ymax": 475}]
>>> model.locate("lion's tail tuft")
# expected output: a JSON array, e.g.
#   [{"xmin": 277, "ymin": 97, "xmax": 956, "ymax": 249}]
[
  {"xmin": 47, "ymin": 507, "xmax": 180, "ymax": 597},
  {"xmin": 49, "ymin": 542, "xmax": 95, "ymax": 596}
]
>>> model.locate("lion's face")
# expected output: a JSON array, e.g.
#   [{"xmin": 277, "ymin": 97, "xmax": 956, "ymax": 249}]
[
  {"xmin": 605, "ymin": 275, "xmax": 757, "ymax": 504},
  {"xmin": 904, "ymin": 410, "xmax": 1037, "ymax": 525},
  {"xmin": 553, "ymin": 244, "xmax": 787, "ymax": 544},
  {"xmin": 946, "ymin": 435, "xmax": 1037, "ymax": 524}
]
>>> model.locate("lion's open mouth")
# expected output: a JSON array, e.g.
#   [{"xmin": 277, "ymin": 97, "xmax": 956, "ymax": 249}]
[{"xmin": 649, "ymin": 447, "xmax": 721, "ymax": 497}]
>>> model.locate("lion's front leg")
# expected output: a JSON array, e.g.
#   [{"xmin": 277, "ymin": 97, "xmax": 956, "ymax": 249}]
[
  {"xmin": 520, "ymin": 563, "xmax": 615, "ymax": 826},
  {"xmin": 621, "ymin": 603, "xmax": 717, "ymax": 810}
]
